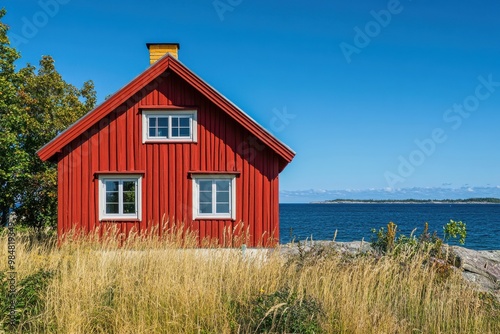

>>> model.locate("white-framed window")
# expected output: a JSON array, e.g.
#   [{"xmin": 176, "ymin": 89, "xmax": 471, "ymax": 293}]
[
  {"xmin": 192, "ymin": 175, "xmax": 236, "ymax": 220},
  {"xmin": 142, "ymin": 110, "xmax": 197, "ymax": 143},
  {"xmin": 98, "ymin": 175, "xmax": 142, "ymax": 221}
]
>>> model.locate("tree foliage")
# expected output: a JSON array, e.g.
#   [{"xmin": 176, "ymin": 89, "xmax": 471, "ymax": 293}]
[{"xmin": 0, "ymin": 8, "xmax": 96, "ymax": 230}]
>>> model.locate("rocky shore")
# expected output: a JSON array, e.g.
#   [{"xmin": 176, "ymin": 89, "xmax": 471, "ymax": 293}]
[{"xmin": 280, "ymin": 241, "xmax": 500, "ymax": 300}]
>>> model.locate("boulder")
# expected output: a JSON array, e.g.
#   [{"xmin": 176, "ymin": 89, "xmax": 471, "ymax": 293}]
[
  {"xmin": 450, "ymin": 246, "xmax": 500, "ymax": 298},
  {"xmin": 279, "ymin": 240, "xmax": 373, "ymax": 257}
]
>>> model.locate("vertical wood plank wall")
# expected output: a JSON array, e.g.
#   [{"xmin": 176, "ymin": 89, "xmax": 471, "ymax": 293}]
[{"xmin": 57, "ymin": 71, "xmax": 283, "ymax": 247}]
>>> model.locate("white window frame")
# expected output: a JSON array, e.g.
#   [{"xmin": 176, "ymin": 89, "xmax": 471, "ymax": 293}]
[
  {"xmin": 142, "ymin": 110, "xmax": 197, "ymax": 143},
  {"xmin": 98, "ymin": 175, "xmax": 142, "ymax": 221},
  {"xmin": 192, "ymin": 174, "xmax": 236, "ymax": 220}
]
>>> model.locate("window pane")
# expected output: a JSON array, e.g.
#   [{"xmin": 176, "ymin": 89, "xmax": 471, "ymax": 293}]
[
  {"xmin": 216, "ymin": 203, "xmax": 230, "ymax": 214},
  {"xmin": 123, "ymin": 204, "xmax": 136, "ymax": 214},
  {"xmin": 216, "ymin": 191, "xmax": 229, "ymax": 203},
  {"xmin": 171, "ymin": 116, "xmax": 192, "ymax": 138},
  {"xmin": 200, "ymin": 191, "xmax": 212, "ymax": 203},
  {"xmin": 216, "ymin": 180, "xmax": 230, "ymax": 191},
  {"xmin": 157, "ymin": 127, "xmax": 168, "ymax": 137},
  {"xmin": 123, "ymin": 181, "xmax": 135, "ymax": 192},
  {"xmin": 148, "ymin": 117, "xmax": 157, "ymax": 137},
  {"xmin": 198, "ymin": 180, "xmax": 212, "ymax": 214},
  {"xmin": 123, "ymin": 181, "xmax": 136, "ymax": 214},
  {"xmin": 199, "ymin": 180, "xmax": 212, "ymax": 191},
  {"xmin": 123, "ymin": 192, "xmax": 135, "ymax": 203},
  {"xmin": 106, "ymin": 204, "xmax": 119, "ymax": 214},
  {"xmin": 158, "ymin": 117, "xmax": 168, "ymax": 127},
  {"xmin": 105, "ymin": 181, "xmax": 119, "ymax": 192},
  {"xmin": 106, "ymin": 192, "xmax": 118, "ymax": 203},
  {"xmin": 148, "ymin": 117, "xmax": 170, "ymax": 138},
  {"xmin": 200, "ymin": 203, "xmax": 212, "ymax": 214},
  {"xmin": 105, "ymin": 181, "xmax": 119, "ymax": 214}
]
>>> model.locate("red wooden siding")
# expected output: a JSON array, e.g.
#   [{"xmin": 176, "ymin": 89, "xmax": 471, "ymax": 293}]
[{"xmin": 56, "ymin": 71, "xmax": 283, "ymax": 246}]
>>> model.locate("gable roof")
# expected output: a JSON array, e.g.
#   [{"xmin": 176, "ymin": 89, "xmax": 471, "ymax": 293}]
[{"xmin": 37, "ymin": 54, "xmax": 295, "ymax": 166}]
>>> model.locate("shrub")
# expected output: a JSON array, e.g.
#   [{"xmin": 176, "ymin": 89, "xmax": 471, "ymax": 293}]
[
  {"xmin": 236, "ymin": 288, "xmax": 324, "ymax": 334},
  {"xmin": 371, "ymin": 222, "xmax": 442, "ymax": 257},
  {"xmin": 371, "ymin": 221, "xmax": 398, "ymax": 253},
  {"xmin": 0, "ymin": 269, "xmax": 55, "ymax": 331},
  {"xmin": 443, "ymin": 219, "xmax": 467, "ymax": 245}
]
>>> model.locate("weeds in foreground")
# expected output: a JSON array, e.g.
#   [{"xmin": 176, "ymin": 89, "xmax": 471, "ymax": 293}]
[
  {"xmin": 0, "ymin": 228, "xmax": 498, "ymax": 333},
  {"xmin": 234, "ymin": 287, "xmax": 324, "ymax": 334},
  {"xmin": 371, "ymin": 220, "xmax": 467, "ymax": 257}
]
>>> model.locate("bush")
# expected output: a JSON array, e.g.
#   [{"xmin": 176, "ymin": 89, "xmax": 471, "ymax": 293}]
[
  {"xmin": 443, "ymin": 219, "xmax": 467, "ymax": 245},
  {"xmin": 371, "ymin": 222, "xmax": 442, "ymax": 257},
  {"xmin": 236, "ymin": 288, "xmax": 324, "ymax": 333},
  {"xmin": 0, "ymin": 269, "xmax": 55, "ymax": 331}
]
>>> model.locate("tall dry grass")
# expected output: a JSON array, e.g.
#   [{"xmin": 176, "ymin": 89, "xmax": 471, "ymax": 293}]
[{"xmin": 1, "ymin": 228, "xmax": 499, "ymax": 333}]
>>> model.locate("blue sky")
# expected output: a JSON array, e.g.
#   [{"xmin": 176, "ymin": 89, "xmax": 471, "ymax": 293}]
[{"xmin": 4, "ymin": 0, "xmax": 500, "ymax": 202}]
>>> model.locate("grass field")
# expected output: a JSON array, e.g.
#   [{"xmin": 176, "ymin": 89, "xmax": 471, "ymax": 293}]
[{"xmin": 1, "ymin": 228, "xmax": 499, "ymax": 333}]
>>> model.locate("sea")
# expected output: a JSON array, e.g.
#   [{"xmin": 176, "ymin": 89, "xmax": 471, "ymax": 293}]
[{"xmin": 279, "ymin": 203, "xmax": 500, "ymax": 250}]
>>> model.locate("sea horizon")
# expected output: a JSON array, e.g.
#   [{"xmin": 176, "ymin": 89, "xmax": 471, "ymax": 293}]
[{"xmin": 279, "ymin": 203, "xmax": 500, "ymax": 250}]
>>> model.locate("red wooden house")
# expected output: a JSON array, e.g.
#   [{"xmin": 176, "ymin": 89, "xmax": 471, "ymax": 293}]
[{"xmin": 37, "ymin": 43, "xmax": 295, "ymax": 247}]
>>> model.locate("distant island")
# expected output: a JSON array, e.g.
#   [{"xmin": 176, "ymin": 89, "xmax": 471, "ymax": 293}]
[{"xmin": 315, "ymin": 198, "xmax": 500, "ymax": 204}]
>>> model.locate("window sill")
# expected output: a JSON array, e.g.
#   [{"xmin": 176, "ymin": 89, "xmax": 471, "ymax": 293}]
[
  {"xmin": 99, "ymin": 218, "xmax": 141, "ymax": 223},
  {"xmin": 193, "ymin": 217, "xmax": 235, "ymax": 221},
  {"xmin": 143, "ymin": 139, "xmax": 197, "ymax": 144}
]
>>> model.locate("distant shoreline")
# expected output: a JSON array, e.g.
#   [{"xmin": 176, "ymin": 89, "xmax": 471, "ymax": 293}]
[{"xmin": 311, "ymin": 198, "xmax": 500, "ymax": 205}]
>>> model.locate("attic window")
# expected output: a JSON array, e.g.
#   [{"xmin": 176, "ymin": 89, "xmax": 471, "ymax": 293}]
[{"xmin": 142, "ymin": 110, "xmax": 197, "ymax": 143}]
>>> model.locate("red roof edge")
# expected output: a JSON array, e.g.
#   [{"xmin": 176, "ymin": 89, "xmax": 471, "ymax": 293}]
[{"xmin": 37, "ymin": 54, "xmax": 295, "ymax": 166}]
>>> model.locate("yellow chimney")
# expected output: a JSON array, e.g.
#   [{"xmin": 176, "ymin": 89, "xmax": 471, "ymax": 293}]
[{"xmin": 146, "ymin": 43, "xmax": 180, "ymax": 64}]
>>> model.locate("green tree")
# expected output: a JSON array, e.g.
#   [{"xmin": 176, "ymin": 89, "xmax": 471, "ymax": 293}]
[
  {"xmin": 0, "ymin": 8, "xmax": 96, "ymax": 231},
  {"xmin": 0, "ymin": 8, "xmax": 23, "ymax": 227}
]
